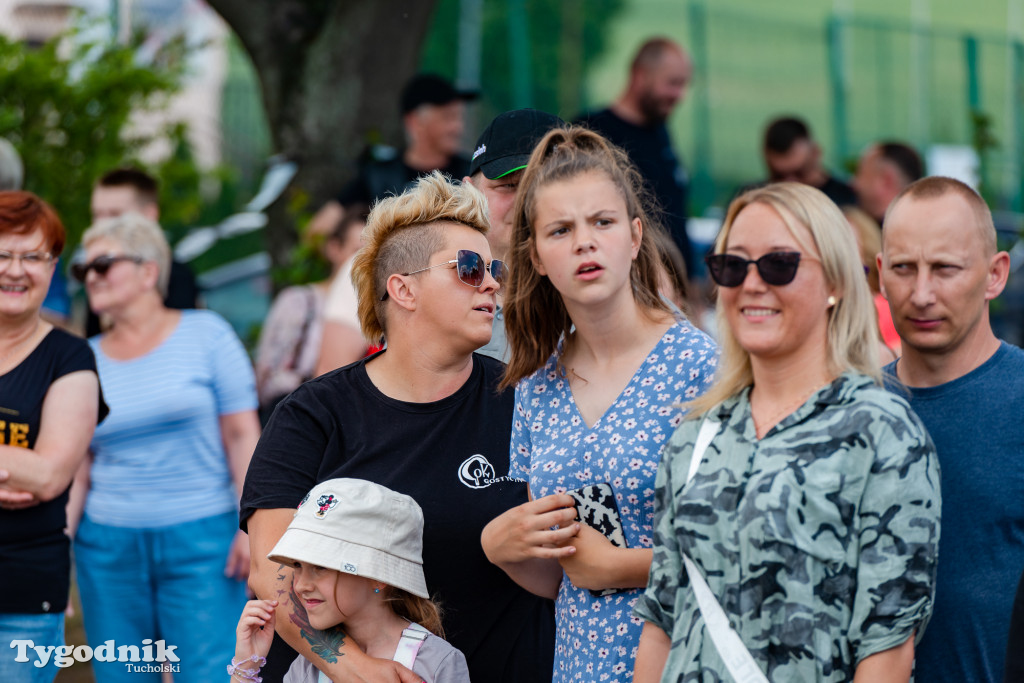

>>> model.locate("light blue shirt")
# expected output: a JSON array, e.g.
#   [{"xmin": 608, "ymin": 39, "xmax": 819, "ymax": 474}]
[{"xmin": 86, "ymin": 310, "xmax": 257, "ymax": 528}]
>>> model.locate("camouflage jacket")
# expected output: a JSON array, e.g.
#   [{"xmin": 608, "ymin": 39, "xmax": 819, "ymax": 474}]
[{"xmin": 635, "ymin": 372, "xmax": 940, "ymax": 682}]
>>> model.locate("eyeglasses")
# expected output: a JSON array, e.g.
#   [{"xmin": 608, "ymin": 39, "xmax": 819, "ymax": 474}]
[
  {"xmin": 0, "ymin": 251, "xmax": 53, "ymax": 272},
  {"xmin": 71, "ymin": 254, "xmax": 144, "ymax": 282},
  {"xmin": 380, "ymin": 249, "xmax": 507, "ymax": 301},
  {"xmin": 704, "ymin": 251, "xmax": 803, "ymax": 288}
]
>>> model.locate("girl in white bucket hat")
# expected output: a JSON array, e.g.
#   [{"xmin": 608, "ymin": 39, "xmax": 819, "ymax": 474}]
[{"xmin": 230, "ymin": 479, "xmax": 470, "ymax": 683}]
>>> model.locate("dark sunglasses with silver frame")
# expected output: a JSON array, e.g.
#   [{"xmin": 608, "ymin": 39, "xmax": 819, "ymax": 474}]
[
  {"xmin": 380, "ymin": 249, "xmax": 507, "ymax": 301},
  {"xmin": 704, "ymin": 251, "xmax": 803, "ymax": 288},
  {"xmin": 71, "ymin": 254, "xmax": 145, "ymax": 282}
]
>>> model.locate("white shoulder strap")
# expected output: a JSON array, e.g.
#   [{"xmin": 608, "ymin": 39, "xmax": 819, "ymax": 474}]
[
  {"xmin": 683, "ymin": 416, "xmax": 768, "ymax": 683},
  {"xmin": 315, "ymin": 624, "xmax": 430, "ymax": 683},
  {"xmin": 392, "ymin": 623, "xmax": 429, "ymax": 669},
  {"xmin": 688, "ymin": 416, "xmax": 722, "ymax": 484}
]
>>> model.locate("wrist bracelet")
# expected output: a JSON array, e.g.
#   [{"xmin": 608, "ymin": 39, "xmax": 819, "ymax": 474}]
[{"xmin": 227, "ymin": 654, "xmax": 266, "ymax": 682}]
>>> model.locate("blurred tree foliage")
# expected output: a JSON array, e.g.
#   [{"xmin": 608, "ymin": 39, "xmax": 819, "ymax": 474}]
[
  {"xmin": 0, "ymin": 21, "xmax": 223, "ymax": 255},
  {"xmin": 420, "ymin": 0, "xmax": 625, "ymax": 120}
]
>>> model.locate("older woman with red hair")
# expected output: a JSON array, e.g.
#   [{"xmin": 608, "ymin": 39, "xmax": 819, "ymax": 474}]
[{"xmin": 0, "ymin": 191, "xmax": 106, "ymax": 683}]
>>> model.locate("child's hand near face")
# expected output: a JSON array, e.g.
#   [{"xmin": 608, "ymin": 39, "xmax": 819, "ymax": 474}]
[{"xmin": 235, "ymin": 599, "xmax": 278, "ymax": 663}]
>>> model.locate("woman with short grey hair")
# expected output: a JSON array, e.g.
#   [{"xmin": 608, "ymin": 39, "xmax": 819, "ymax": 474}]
[{"xmin": 71, "ymin": 211, "xmax": 261, "ymax": 682}]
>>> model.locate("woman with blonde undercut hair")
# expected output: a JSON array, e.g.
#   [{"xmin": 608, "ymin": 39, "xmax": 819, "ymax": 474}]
[
  {"xmin": 241, "ymin": 172, "xmax": 555, "ymax": 683},
  {"xmin": 634, "ymin": 183, "xmax": 940, "ymax": 683},
  {"xmin": 71, "ymin": 211, "xmax": 261, "ymax": 683}
]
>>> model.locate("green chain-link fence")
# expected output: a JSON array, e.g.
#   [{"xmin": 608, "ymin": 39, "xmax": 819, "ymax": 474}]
[{"xmin": 672, "ymin": 2, "xmax": 1024, "ymax": 213}]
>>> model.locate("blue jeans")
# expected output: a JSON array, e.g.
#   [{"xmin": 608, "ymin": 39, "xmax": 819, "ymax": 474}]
[
  {"xmin": 75, "ymin": 511, "xmax": 247, "ymax": 683},
  {"xmin": 0, "ymin": 613, "xmax": 64, "ymax": 683}
]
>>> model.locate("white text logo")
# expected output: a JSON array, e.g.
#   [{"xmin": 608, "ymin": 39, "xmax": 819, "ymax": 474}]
[
  {"xmin": 11, "ymin": 639, "xmax": 179, "ymax": 669},
  {"xmin": 457, "ymin": 454, "xmax": 525, "ymax": 489}
]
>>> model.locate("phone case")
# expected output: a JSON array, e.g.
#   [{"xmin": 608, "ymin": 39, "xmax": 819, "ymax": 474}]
[{"xmin": 567, "ymin": 482, "xmax": 628, "ymax": 597}]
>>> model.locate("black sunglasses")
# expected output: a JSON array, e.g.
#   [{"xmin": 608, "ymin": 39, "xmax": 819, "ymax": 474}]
[
  {"xmin": 704, "ymin": 251, "xmax": 802, "ymax": 288},
  {"xmin": 380, "ymin": 249, "xmax": 507, "ymax": 301},
  {"xmin": 71, "ymin": 254, "xmax": 145, "ymax": 282}
]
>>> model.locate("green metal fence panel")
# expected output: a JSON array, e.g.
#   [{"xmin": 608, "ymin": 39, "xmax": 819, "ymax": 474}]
[{"xmin": 647, "ymin": 3, "xmax": 1024, "ymax": 213}]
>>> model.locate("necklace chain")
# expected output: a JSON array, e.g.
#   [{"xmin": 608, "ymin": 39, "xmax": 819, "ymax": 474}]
[
  {"xmin": 0, "ymin": 319, "xmax": 41, "ymax": 371},
  {"xmin": 752, "ymin": 383, "xmax": 821, "ymax": 436}
]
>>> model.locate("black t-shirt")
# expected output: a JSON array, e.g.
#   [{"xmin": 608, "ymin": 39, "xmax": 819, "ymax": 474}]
[
  {"xmin": 0, "ymin": 328, "xmax": 107, "ymax": 614},
  {"xmin": 818, "ymin": 174, "xmax": 858, "ymax": 207},
  {"xmin": 577, "ymin": 108, "xmax": 693, "ymax": 272},
  {"xmin": 337, "ymin": 154, "xmax": 471, "ymax": 207},
  {"xmin": 240, "ymin": 352, "xmax": 555, "ymax": 683},
  {"xmin": 735, "ymin": 174, "xmax": 859, "ymax": 209}
]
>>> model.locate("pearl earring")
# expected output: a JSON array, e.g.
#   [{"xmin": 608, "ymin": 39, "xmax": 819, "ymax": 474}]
[{"xmin": 827, "ymin": 295, "xmax": 837, "ymax": 307}]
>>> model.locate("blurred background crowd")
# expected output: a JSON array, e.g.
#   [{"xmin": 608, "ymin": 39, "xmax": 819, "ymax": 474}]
[{"xmin": 0, "ymin": 0, "xmax": 1022, "ymax": 349}]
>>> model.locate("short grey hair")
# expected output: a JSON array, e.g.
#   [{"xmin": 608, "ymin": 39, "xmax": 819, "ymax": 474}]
[
  {"xmin": 82, "ymin": 212, "xmax": 171, "ymax": 297},
  {"xmin": 0, "ymin": 139, "xmax": 24, "ymax": 191}
]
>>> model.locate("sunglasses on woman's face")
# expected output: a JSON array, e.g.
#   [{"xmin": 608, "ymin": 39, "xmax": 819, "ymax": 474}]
[
  {"xmin": 380, "ymin": 249, "xmax": 507, "ymax": 300},
  {"xmin": 704, "ymin": 251, "xmax": 802, "ymax": 288},
  {"xmin": 71, "ymin": 254, "xmax": 144, "ymax": 282}
]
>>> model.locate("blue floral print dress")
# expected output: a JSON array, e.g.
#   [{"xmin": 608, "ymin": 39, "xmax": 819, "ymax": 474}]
[{"xmin": 510, "ymin": 320, "xmax": 718, "ymax": 682}]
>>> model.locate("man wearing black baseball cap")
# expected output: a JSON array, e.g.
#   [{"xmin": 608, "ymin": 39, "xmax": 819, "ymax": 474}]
[
  {"xmin": 463, "ymin": 108, "xmax": 564, "ymax": 362},
  {"xmin": 308, "ymin": 73, "xmax": 477, "ymax": 243}
]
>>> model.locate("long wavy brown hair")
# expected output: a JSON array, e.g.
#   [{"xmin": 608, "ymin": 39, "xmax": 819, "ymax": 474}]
[
  {"xmin": 500, "ymin": 126, "xmax": 670, "ymax": 390},
  {"xmin": 386, "ymin": 588, "xmax": 444, "ymax": 637}
]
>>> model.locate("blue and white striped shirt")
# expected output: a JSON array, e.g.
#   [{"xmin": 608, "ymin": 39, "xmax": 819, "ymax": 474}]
[{"xmin": 86, "ymin": 310, "xmax": 257, "ymax": 528}]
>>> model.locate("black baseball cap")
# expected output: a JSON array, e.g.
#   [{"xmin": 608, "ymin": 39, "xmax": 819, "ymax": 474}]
[
  {"xmin": 400, "ymin": 74, "xmax": 478, "ymax": 114},
  {"xmin": 468, "ymin": 109, "xmax": 566, "ymax": 179}
]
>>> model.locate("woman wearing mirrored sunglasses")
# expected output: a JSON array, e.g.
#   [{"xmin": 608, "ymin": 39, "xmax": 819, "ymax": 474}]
[
  {"xmin": 479, "ymin": 127, "xmax": 718, "ymax": 683},
  {"xmin": 0, "ymin": 191, "xmax": 106, "ymax": 683},
  {"xmin": 240, "ymin": 172, "xmax": 556, "ymax": 683},
  {"xmin": 70, "ymin": 211, "xmax": 260, "ymax": 683},
  {"xmin": 633, "ymin": 183, "xmax": 940, "ymax": 683}
]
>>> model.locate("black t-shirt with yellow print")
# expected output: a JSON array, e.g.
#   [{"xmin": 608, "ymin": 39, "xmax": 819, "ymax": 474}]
[{"xmin": 0, "ymin": 328, "xmax": 106, "ymax": 614}]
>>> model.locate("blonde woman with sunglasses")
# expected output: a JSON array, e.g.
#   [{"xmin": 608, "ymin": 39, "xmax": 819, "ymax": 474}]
[
  {"xmin": 241, "ymin": 172, "xmax": 556, "ymax": 683},
  {"xmin": 633, "ymin": 183, "xmax": 940, "ymax": 683}
]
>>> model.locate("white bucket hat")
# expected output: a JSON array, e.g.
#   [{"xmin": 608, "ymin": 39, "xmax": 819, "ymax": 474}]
[{"xmin": 268, "ymin": 479, "xmax": 429, "ymax": 599}]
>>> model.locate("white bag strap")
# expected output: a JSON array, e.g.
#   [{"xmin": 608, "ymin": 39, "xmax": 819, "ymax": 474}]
[
  {"xmin": 683, "ymin": 417, "xmax": 769, "ymax": 683},
  {"xmin": 687, "ymin": 416, "xmax": 722, "ymax": 484},
  {"xmin": 392, "ymin": 622, "xmax": 429, "ymax": 669},
  {"xmin": 316, "ymin": 624, "xmax": 429, "ymax": 683}
]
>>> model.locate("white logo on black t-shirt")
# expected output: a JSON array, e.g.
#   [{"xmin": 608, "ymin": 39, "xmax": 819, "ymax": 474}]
[
  {"xmin": 458, "ymin": 454, "xmax": 496, "ymax": 489},
  {"xmin": 458, "ymin": 454, "xmax": 528, "ymax": 489}
]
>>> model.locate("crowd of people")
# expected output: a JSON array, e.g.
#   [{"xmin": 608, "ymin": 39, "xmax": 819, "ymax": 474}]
[{"xmin": 0, "ymin": 32, "xmax": 1021, "ymax": 683}]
